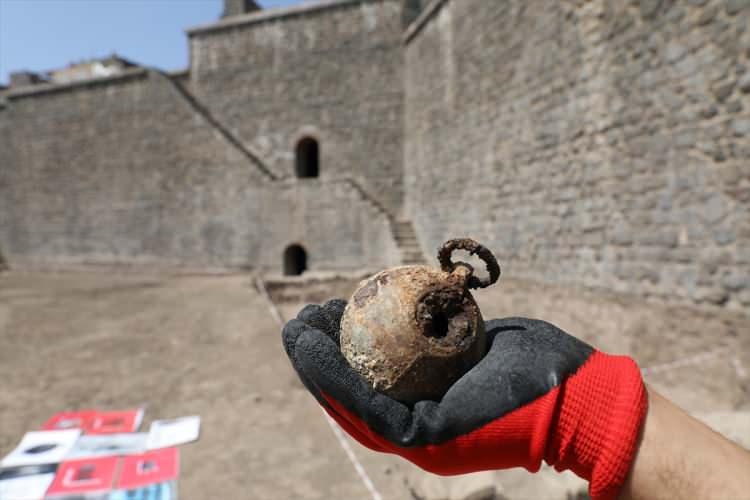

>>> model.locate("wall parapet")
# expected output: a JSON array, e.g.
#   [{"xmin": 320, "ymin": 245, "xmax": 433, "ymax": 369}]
[
  {"xmin": 5, "ymin": 68, "xmax": 148, "ymax": 101},
  {"xmin": 186, "ymin": 0, "xmax": 391, "ymax": 37}
]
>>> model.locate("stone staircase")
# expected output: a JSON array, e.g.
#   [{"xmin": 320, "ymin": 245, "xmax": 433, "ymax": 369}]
[
  {"xmin": 333, "ymin": 179, "xmax": 425, "ymax": 266},
  {"xmin": 159, "ymin": 81, "xmax": 426, "ymax": 267},
  {"xmin": 393, "ymin": 219, "xmax": 426, "ymax": 265}
]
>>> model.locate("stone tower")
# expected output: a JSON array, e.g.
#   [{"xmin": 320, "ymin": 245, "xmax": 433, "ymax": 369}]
[{"xmin": 222, "ymin": 0, "xmax": 260, "ymax": 18}]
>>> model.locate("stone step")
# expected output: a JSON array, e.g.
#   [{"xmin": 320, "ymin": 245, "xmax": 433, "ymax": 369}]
[
  {"xmin": 395, "ymin": 236, "xmax": 418, "ymax": 244},
  {"xmin": 394, "ymin": 231, "xmax": 418, "ymax": 237},
  {"xmin": 402, "ymin": 252, "xmax": 425, "ymax": 258},
  {"xmin": 392, "ymin": 219, "xmax": 425, "ymax": 265}
]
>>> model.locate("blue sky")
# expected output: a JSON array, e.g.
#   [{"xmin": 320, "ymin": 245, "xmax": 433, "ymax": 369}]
[{"xmin": 0, "ymin": 0, "xmax": 303, "ymax": 85}]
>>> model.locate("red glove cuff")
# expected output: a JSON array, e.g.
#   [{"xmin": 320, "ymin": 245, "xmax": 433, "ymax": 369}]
[
  {"xmin": 545, "ymin": 351, "xmax": 648, "ymax": 500},
  {"xmin": 322, "ymin": 350, "xmax": 647, "ymax": 500}
]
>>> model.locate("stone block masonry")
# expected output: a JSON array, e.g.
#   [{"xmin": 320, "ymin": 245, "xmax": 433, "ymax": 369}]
[
  {"xmin": 187, "ymin": 0, "xmax": 405, "ymax": 214},
  {"xmin": 0, "ymin": 1, "xmax": 403, "ymax": 274},
  {"xmin": 1, "ymin": 0, "xmax": 748, "ymax": 309},
  {"xmin": 0, "ymin": 68, "xmax": 398, "ymax": 273},
  {"xmin": 404, "ymin": 0, "xmax": 750, "ymax": 311}
]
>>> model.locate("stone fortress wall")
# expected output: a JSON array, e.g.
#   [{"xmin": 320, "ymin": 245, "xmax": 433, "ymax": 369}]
[
  {"xmin": 1, "ymin": 0, "xmax": 749, "ymax": 310},
  {"xmin": 0, "ymin": 0, "xmax": 403, "ymax": 273},
  {"xmin": 404, "ymin": 0, "xmax": 750, "ymax": 310}
]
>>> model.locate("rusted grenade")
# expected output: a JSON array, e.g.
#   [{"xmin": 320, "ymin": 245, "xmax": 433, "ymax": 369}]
[{"xmin": 340, "ymin": 238, "xmax": 501, "ymax": 404}]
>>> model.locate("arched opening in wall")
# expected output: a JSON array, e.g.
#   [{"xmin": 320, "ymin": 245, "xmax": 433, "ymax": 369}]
[
  {"xmin": 283, "ymin": 244, "xmax": 307, "ymax": 276},
  {"xmin": 295, "ymin": 137, "xmax": 319, "ymax": 178}
]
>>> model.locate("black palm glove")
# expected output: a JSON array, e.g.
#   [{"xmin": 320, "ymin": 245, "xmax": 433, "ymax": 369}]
[{"xmin": 282, "ymin": 300, "xmax": 647, "ymax": 500}]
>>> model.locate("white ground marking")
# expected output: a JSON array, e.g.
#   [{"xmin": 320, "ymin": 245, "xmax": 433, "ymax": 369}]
[{"xmin": 255, "ymin": 275, "xmax": 383, "ymax": 500}]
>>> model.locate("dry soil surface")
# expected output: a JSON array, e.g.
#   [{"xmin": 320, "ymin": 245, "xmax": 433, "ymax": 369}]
[{"xmin": 0, "ymin": 271, "xmax": 748, "ymax": 500}]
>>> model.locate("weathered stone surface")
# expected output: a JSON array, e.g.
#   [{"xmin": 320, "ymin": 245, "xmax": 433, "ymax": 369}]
[
  {"xmin": 611, "ymin": 222, "xmax": 635, "ymax": 246},
  {"xmin": 722, "ymin": 272, "xmax": 750, "ymax": 291},
  {"xmin": 665, "ymin": 41, "xmax": 688, "ymax": 63},
  {"xmin": 1, "ymin": 0, "xmax": 749, "ymax": 311},
  {"xmin": 702, "ymin": 193, "xmax": 729, "ymax": 224},
  {"xmin": 693, "ymin": 287, "xmax": 730, "ymax": 305},
  {"xmin": 714, "ymin": 227, "xmax": 736, "ymax": 245},
  {"xmin": 697, "ymin": 4, "xmax": 719, "ymax": 24},
  {"xmin": 700, "ymin": 105, "xmax": 719, "ymax": 118},
  {"xmin": 403, "ymin": 0, "xmax": 750, "ymax": 311},
  {"xmin": 738, "ymin": 72, "xmax": 750, "ymax": 92},
  {"xmin": 726, "ymin": 99, "xmax": 744, "ymax": 113},
  {"xmin": 713, "ymin": 80, "xmax": 736, "ymax": 101},
  {"xmin": 732, "ymin": 118, "xmax": 750, "ymax": 135},
  {"xmin": 0, "ymin": 1, "xmax": 404, "ymax": 275},
  {"xmin": 640, "ymin": 0, "xmax": 663, "ymax": 18},
  {"xmin": 726, "ymin": 0, "xmax": 750, "ymax": 15}
]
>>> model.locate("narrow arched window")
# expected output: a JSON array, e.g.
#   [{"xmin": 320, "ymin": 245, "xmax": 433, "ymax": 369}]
[
  {"xmin": 295, "ymin": 137, "xmax": 319, "ymax": 178},
  {"xmin": 283, "ymin": 244, "xmax": 307, "ymax": 276}
]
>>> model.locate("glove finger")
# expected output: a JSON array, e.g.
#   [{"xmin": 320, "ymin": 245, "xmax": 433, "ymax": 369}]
[
  {"xmin": 284, "ymin": 298, "xmax": 346, "ymax": 362},
  {"xmin": 320, "ymin": 299, "xmax": 346, "ymax": 343},
  {"xmin": 484, "ymin": 317, "xmax": 536, "ymax": 343},
  {"xmin": 296, "ymin": 325, "xmax": 510, "ymax": 449},
  {"xmin": 294, "ymin": 328, "xmax": 417, "ymax": 444},
  {"xmin": 282, "ymin": 318, "xmax": 334, "ymax": 407},
  {"xmin": 296, "ymin": 300, "xmax": 346, "ymax": 346},
  {"xmin": 283, "ymin": 321, "xmax": 390, "ymax": 453},
  {"xmin": 282, "ymin": 318, "xmax": 309, "ymax": 362}
]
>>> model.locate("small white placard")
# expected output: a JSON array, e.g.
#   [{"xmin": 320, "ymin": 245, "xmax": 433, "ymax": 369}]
[
  {"xmin": 146, "ymin": 416, "xmax": 201, "ymax": 450},
  {"xmin": 1, "ymin": 430, "xmax": 81, "ymax": 467},
  {"xmin": 0, "ymin": 464, "xmax": 57, "ymax": 500},
  {"xmin": 65, "ymin": 432, "xmax": 148, "ymax": 459},
  {"xmin": 0, "ymin": 474, "xmax": 56, "ymax": 500}
]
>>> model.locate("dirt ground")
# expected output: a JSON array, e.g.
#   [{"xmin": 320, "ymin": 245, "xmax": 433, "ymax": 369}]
[{"xmin": 0, "ymin": 270, "xmax": 748, "ymax": 499}]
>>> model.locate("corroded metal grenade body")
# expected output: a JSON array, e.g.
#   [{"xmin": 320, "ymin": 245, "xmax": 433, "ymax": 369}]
[{"xmin": 340, "ymin": 239, "xmax": 500, "ymax": 404}]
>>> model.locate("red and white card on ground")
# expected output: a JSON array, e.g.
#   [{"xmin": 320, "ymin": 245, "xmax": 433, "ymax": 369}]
[
  {"xmin": 116, "ymin": 448, "xmax": 180, "ymax": 490},
  {"xmin": 65, "ymin": 433, "xmax": 148, "ymax": 460},
  {"xmin": 1, "ymin": 430, "xmax": 81, "ymax": 468},
  {"xmin": 0, "ymin": 409, "xmax": 197, "ymax": 499},
  {"xmin": 42, "ymin": 409, "xmax": 144, "ymax": 435},
  {"xmin": 146, "ymin": 416, "xmax": 201, "ymax": 450},
  {"xmin": 41, "ymin": 411, "xmax": 96, "ymax": 432},
  {"xmin": 44, "ymin": 456, "xmax": 119, "ymax": 497},
  {"xmin": 0, "ymin": 464, "xmax": 58, "ymax": 500}
]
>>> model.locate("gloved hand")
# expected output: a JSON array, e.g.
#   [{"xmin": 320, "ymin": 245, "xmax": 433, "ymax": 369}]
[{"xmin": 282, "ymin": 300, "xmax": 647, "ymax": 500}]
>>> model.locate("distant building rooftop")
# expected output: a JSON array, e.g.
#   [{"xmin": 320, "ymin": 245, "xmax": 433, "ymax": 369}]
[
  {"xmin": 7, "ymin": 54, "xmax": 139, "ymax": 90},
  {"xmin": 48, "ymin": 55, "xmax": 138, "ymax": 85}
]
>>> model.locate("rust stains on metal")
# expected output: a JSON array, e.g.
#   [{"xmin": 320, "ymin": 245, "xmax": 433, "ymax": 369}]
[
  {"xmin": 340, "ymin": 239, "xmax": 501, "ymax": 404},
  {"xmin": 437, "ymin": 238, "xmax": 501, "ymax": 289},
  {"xmin": 352, "ymin": 277, "xmax": 379, "ymax": 307}
]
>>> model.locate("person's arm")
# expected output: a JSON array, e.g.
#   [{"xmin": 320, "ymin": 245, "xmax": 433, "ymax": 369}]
[{"xmin": 621, "ymin": 387, "xmax": 750, "ymax": 500}]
